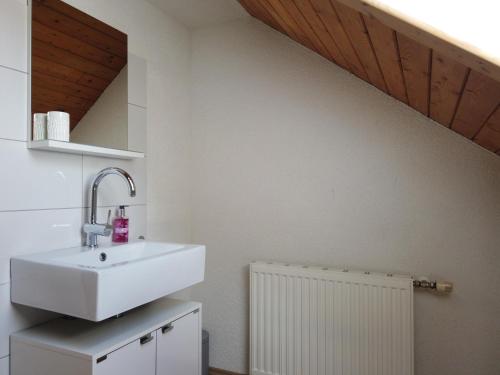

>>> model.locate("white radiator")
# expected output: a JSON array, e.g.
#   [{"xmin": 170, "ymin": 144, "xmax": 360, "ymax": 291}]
[{"xmin": 250, "ymin": 262, "xmax": 414, "ymax": 375}]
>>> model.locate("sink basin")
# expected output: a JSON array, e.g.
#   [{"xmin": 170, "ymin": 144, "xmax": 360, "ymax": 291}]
[{"xmin": 11, "ymin": 241, "xmax": 205, "ymax": 321}]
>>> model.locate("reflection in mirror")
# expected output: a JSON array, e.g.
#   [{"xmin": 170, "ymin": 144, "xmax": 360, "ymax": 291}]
[{"xmin": 31, "ymin": 0, "xmax": 129, "ymax": 150}]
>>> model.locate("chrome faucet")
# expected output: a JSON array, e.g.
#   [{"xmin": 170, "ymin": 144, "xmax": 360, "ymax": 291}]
[{"xmin": 84, "ymin": 167, "xmax": 136, "ymax": 248}]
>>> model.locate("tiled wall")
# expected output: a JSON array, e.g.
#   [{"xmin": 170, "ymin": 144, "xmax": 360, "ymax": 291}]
[{"xmin": 0, "ymin": 0, "xmax": 148, "ymax": 372}]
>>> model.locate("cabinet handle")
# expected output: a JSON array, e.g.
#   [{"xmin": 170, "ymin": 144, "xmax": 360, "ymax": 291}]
[
  {"xmin": 140, "ymin": 333, "xmax": 154, "ymax": 345},
  {"xmin": 161, "ymin": 323, "xmax": 174, "ymax": 334}
]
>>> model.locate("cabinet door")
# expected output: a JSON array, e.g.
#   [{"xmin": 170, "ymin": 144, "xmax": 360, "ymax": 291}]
[
  {"xmin": 94, "ymin": 331, "xmax": 156, "ymax": 375},
  {"xmin": 157, "ymin": 311, "xmax": 200, "ymax": 375}
]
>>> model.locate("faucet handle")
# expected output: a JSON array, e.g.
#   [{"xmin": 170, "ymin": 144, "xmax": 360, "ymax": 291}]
[{"xmin": 83, "ymin": 223, "xmax": 112, "ymax": 237}]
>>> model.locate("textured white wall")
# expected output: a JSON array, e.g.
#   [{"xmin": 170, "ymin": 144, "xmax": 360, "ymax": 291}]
[{"xmin": 189, "ymin": 18, "xmax": 500, "ymax": 375}]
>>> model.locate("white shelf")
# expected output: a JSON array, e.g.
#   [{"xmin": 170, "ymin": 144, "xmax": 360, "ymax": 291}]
[{"xmin": 28, "ymin": 140, "xmax": 145, "ymax": 160}]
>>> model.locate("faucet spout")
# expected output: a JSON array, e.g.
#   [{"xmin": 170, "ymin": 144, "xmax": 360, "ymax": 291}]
[{"xmin": 85, "ymin": 167, "xmax": 136, "ymax": 248}]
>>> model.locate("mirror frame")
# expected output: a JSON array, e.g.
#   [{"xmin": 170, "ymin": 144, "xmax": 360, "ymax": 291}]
[{"xmin": 26, "ymin": 0, "xmax": 144, "ymax": 160}]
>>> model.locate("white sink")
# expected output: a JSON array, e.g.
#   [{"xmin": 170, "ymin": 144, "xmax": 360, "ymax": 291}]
[{"xmin": 11, "ymin": 241, "xmax": 205, "ymax": 321}]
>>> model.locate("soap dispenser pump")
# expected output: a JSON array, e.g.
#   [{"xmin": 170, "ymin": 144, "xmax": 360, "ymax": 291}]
[{"xmin": 112, "ymin": 205, "xmax": 129, "ymax": 243}]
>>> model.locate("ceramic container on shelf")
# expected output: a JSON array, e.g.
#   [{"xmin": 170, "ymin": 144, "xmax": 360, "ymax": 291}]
[
  {"xmin": 32, "ymin": 113, "xmax": 47, "ymax": 141},
  {"xmin": 47, "ymin": 111, "xmax": 70, "ymax": 142}
]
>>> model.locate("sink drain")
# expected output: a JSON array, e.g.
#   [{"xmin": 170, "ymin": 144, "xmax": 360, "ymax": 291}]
[{"xmin": 99, "ymin": 252, "xmax": 107, "ymax": 262}]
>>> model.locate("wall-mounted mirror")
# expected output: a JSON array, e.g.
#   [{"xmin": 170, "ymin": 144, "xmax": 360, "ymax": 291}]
[{"xmin": 28, "ymin": 0, "xmax": 144, "ymax": 159}]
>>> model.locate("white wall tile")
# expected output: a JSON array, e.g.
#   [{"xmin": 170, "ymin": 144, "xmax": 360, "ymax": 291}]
[
  {"xmin": 82, "ymin": 156, "xmax": 147, "ymax": 207},
  {"xmin": 128, "ymin": 54, "xmax": 147, "ymax": 108},
  {"xmin": 0, "ymin": 208, "xmax": 82, "ymax": 284},
  {"xmin": 0, "ymin": 67, "xmax": 27, "ymax": 141},
  {"xmin": 0, "ymin": 140, "xmax": 82, "ymax": 211},
  {"xmin": 0, "ymin": 356, "xmax": 8, "ymax": 375},
  {"xmin": 0, "ymin": 283, "xmax": 56, "ymax": 358},
  {"xmin": 0, "ymin": 0, "xmax": 27, "ymax": 72},
  {"xmin": 82, "ymin": 204, "xmax": 147, "ymax": 247},
  {"xmin": 128, "ymin": 104, "xmax": 147, "ymax": 152}
]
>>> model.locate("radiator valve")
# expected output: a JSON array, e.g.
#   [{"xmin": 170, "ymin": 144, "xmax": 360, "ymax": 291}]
[{"xmin": 413, "ymin": 277, "xmax": 453, "ymax": 294}]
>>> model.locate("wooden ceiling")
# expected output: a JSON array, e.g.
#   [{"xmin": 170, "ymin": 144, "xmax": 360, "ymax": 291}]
[
  {"xmin": 31, "ymin": 0, "xmax": 127, "ymax": 130},
  {"xmin": 238, "ymin": 0, "xmax": 500, "ymax": 156}
]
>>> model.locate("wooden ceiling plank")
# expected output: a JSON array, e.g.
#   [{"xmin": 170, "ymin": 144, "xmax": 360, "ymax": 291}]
[
  {"xmin": 32, "ymin": 2, "xmax": 127, "ymax": 59},
  {"xmin": 36, "ymin": 0, "xmax": 127, "ymax": 44},
  {"xmin": 32, "ymin": 99, "xmax": 86, "ymax": 127},
  {"xmin": 397, "ymin": 33, "xmax": 431, "ymax": 116},
  {"xmin": 331, "ymin": 1, "xmax": 387, "ymax": 92},
  {"xmin": 31, "ymin": 98, "xmax": 86, "ymax": 120},
  {"xmin": 333, "ymin": 0, "xmax": 500, "ymax": 82},
  {"xmin": 32, "ymin": 39, "xmax": 119, "ymax": 81},
  {"xmin": 276, "ymin": 0, "xmax": 340, "ymax": 63},
  {"xmin": 32, "ymin": 71, "xmax": 101, "ymax": 101},
  {"xmin": 257, "ymin": 0, "xmax": 317, "ymax": 52},
  {"xmin": 451, "ymin": 71, "xmax": 500, "ymax": 139},
  {"xmin": 473, "ymin": 106, "xmax": 500, "ymax": 152},
  {"xmin": 31, "ymin": 55, "xmax": 84, "ymax": 84},
  {"xmin": 32, "ymin": 84, "xmax": 92, "ymax": 109},
  {"xmin": 308, "ymin": 0, "xmax": 368, "ymax": 80},
  {"xmin": 241, "ymin": 0, "xmax": 500, "ymax": 157},
  {"xmin": 292, "ymin": 0, "xmax": 351, "ymax": 70},
  {"xmin": 31, "ymin": 44, "xmax": 112, "ymax": 95},
  {"xmin": 239, "ymin": 0, "xmax": 281, "ymax": 32},
  {"xmin": 32, "ymin": 99, "xmax": 86, "ymax": 116},
  {"xmin": 363, "ymin": 15, "xmax": 407, "ymax": 103},
  {"xmin": 429, "ymin": 52, "xmax": 470, "ymax": 127},
  {"xmin": 32, "ymin": 21, "xmax": 127, "ymax": 72},
  {"xmin": 76, "ymin": 73, "xmax": 110, "ymax": 91}
]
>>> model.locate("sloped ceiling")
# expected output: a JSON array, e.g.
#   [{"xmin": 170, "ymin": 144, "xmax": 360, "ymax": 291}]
[
  {"xmin": 31, "ymin": 0, "xmax": 127, "ymax": 130},
  {"xmin": 238, "ymin": 0, "xmax": 500, "ymax": 155}
]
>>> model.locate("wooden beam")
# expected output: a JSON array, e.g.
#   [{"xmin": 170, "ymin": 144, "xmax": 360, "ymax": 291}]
[
  {"xmin": 308, "ymin": 0, "xmax": 368, "ymax": 80},
  {"xmin": 238, "ymin": 0, "xmax": 283, "ymax": 32},
  {"xmin": 32, "ymin": 71, "xmax": 101, "ymax": 101},
  {"xmin": 32, "ymin": 39, "xmax": 119, "ymax": 81},
  {"xmin": 32, "ymin": 21, "xmax": 126, "ymax": 71},
  {"xmin": 276, "ymin": 0, "xmax": 340, "ymax": 64},
  {"xmin": 76, "ymin": 73, "xmax": 109, "ymax": 91},
  {"xmin": 257, "ymin": 0, "xmax": 317, "ymax": 52},
  {"xmin": 32, "ymin": 55, "xmax": 84, "ymax": 84},
  {"xmin": 397, "ymin": 33, "xmax": 431, "ymax": 115},
  {"xmin": 292, "ymin": 0, "xmax": 350, "ymax": 68},
  {"xmin": 429, "ymin": 52, "xmax": 469, "ymax": 127},
  {"xmin": 451, "ymin": 71, "xmax": 500, "ymax": 138},
  {"xmin": 32, "ymin": 84, "xmax": 91, "ymax": 109},
  {"xmin": 333, "ymin": 0, "xmax": 500, "ymax": 82},
  {"xmin": 32, "ymin": 1, "xmax": 127, "ymax": 58},
  {"xmin": 36, "ymin": 0, "xmax": 127, "ymax": 43},
  {"xmin": 363, "ymin": 15, "xmax": 407, "ymax": 103},
  {"xmin": 331, "ymin": 0, "xmax": 386, "ymax": 92},
  {"xmin": 473, "ymin": 106, "xmax": 500, "ymax": 152}
]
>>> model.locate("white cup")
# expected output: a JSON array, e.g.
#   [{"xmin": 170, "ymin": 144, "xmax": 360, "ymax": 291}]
[
  {"xmin": 33, "ymin": 113, "xmax": 47, "ymax": 141},
  {"xmin": 47, "ymin": 111, "xmax": 70, "ymax": 142}
]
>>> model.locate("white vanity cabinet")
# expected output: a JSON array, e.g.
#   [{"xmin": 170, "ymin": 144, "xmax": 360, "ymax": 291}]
[
  {"xmin": 157, "ymin": 310, "xmax": 200, "ymax": 375},
  {"xmin": 93, "ymin": 332, "xmax": 157, "ymax": 375},
  {"xmin": 10, "ymin": 299, "xmax": 201, "ymax": 375}
]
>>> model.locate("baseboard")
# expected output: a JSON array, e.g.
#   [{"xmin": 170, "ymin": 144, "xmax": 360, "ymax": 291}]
[{"xmin": 209, "ymin": 367, "xmax": 248, "ymax": 375}]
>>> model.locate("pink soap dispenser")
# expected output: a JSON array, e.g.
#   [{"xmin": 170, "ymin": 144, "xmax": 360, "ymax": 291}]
[{"xmin": 112, "ymin": 205, "xmax": 129, "ymax": 243}]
